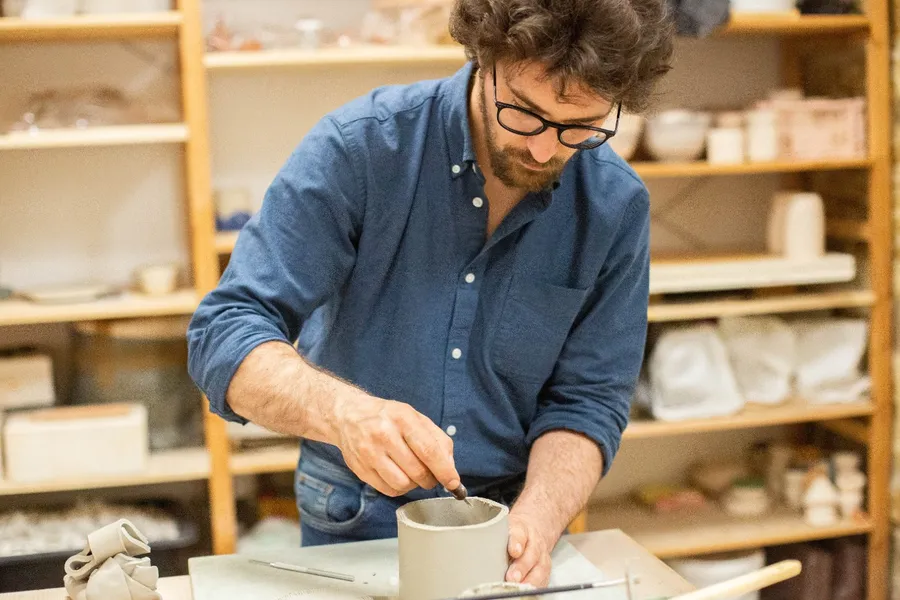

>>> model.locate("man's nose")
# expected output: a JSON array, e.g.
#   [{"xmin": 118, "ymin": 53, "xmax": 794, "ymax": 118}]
[{"xmin": 526, "ymin": 129, "xmax": 559, "ymax": 164}]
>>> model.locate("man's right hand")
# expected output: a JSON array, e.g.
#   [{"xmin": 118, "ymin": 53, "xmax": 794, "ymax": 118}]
[{"xmin": 332, "ymin": 394, "xmax": 460, "ymax": 497}]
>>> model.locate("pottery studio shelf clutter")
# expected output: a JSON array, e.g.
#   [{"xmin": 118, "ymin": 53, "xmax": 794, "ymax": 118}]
[{"xmin": 0, "ymin": 2, "xmax": 893, "ymax": 599}]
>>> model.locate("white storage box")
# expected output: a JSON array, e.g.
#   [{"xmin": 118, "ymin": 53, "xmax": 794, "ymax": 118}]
[
  {"xmin": 3, "ymin": 403, "xmax": 148, "ymax": 484},
  {"xmin": 0, "ymin": 353, "xmax": 55, "ymax": 411}
]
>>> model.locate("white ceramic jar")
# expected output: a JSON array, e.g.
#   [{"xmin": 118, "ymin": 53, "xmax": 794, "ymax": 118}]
[
  {"xmin": 707, "ymin": 127, "xmax": 745, "ymax": 164},
  {"xmin": 745, "ymin": 109, "xmax": 779, "ymax": 162}
]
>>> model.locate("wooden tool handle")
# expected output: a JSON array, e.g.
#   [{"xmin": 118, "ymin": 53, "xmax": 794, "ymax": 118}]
[{"xmin": 669, "ymin": 560, "xmax": 802, "ymax": 600}]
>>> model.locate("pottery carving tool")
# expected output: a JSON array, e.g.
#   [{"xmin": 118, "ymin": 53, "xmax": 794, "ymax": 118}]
[
  {"xmin": 448, "ymin": 482, "xmax": 473, "ymax": 507},
  {"xmin": 248, "ymin": 559, "xmax": 356, "ymax": 582}
]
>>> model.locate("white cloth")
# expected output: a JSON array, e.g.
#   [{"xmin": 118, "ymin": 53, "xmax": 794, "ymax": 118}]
[{"xmin": 64, "ymin": 518, "xmax": 161, "ymax": 600}]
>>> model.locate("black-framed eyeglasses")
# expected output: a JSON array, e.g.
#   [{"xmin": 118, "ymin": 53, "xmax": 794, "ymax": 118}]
[{"xmin": 492, "ymin": 65, "xmax": 620, "ymax": 150}]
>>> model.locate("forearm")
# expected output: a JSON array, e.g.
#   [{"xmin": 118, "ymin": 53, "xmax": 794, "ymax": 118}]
[
  {"xmin": 512, "ymin": 430, "xmax": 604, "ymax": 543},
  {"xmin": 225, "ymin": 340, "xmax": 366, "ymax": 444}
]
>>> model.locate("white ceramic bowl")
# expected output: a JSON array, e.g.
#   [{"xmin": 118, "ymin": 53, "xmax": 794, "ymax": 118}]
[
  {"xmin": 645, "ymin": 110, "xmax": 712, "ymax": 162},
  {"xmin": 137, "ymin": 264, "xmax": 179, "ymax": 296},
  {"xmin": 608, "ymin": 112, "xmax": 644, "ymax": 161}
]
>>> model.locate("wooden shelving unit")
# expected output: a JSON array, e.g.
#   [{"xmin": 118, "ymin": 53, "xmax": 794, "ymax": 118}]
[
  {"xmin": 586, "ymin": 501, "xmax": 873, "ymax": 559},
  {"xmin": 0, "ymin": 448, "xmax": 210, "ymax": 497},
  {"xmin": 626, "ymin": 400, "xmax": 875, "ymax": 439},
  {"xmin": 0, "ymin": 124, "xmax": 189, "ymax": 150},
  {"xmin": 0, "ymin": 12, "xmax": 182, "ymax": 42},
  {"xmin": 0, "ymin": 290, "xmax": 199, "ymax": 327},
  {"xmin": 229, "ymin": 444, "xmax": 300, "ymax": 476},
  {"xmin": 204, "ymin": 44, "xmax": 467, "ymax": 70}
]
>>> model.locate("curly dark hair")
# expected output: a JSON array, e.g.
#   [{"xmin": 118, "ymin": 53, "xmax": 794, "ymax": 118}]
[{"xmin": 449, "ymin": 0, "xmax": 675, "ymax": 113}]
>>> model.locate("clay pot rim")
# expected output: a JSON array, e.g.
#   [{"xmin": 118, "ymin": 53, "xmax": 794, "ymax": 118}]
[{"xmin": 396, "ymin": 496, "xmax": 508, "ymax": 531}]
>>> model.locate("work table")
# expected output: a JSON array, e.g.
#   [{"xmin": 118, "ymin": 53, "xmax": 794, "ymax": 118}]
[{"xmin": 0, "ymin": 529, "xmax": 694, "ymax": 599}]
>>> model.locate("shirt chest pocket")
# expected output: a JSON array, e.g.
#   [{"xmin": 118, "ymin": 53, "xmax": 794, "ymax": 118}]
[{"xmin": 492, "ymin": 276, "xmax": 590, "ymax": 383}]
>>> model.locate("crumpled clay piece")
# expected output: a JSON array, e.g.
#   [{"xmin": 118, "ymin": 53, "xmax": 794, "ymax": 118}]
[{"xmin": 63, "ymin": 518, "xmax": 161, "ymax": 600}]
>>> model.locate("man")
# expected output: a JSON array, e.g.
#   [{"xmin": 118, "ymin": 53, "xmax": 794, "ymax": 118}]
[{"xmin": 187, "ymin": 0, "xmax": 674, "ymax": 588}]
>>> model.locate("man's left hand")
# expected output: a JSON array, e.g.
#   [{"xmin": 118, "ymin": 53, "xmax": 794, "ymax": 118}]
[{"xmin": 505, "ymin": 511, "xmax": 556, "ymax": 587}]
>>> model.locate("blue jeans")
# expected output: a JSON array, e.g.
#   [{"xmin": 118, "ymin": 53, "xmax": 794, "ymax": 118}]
[{"xmin": 295, "ymin": 453, "xmax": 526, "ymax": 546}]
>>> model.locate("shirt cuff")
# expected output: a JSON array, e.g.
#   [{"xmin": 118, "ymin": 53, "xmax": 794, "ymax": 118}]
[{"xmin": 524, "ymin": 404, "xmax": 628, "ymax": 478}]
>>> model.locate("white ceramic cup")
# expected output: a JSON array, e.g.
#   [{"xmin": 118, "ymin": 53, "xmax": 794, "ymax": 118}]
[{"xmin": 137, "ymin": 264, "xmax": 178, "ymax": 296}]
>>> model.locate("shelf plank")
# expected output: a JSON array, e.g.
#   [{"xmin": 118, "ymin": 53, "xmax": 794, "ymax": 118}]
[
  {"xmin": 0, "ymin": 447, "xmax": 210, "ymax": 496},
  {"xmin": 0, "ymin": 289, "xmax": 199, "ymax": 326},
  {"xmin": 0, "ymin": 124, "xmax": 188, "ymax": 150},
  {"xmin": 215, "ymin": 231, "xmax": 240, "ymax": 255},
  {"xmin": 205, "ymin": 44, "xmax": 467, "ymax": 70},
  {"xmin": 625, "ymin": 399, "xmax": 874, "ymax": 440},
  {"xmin": 586, "ymin": 500, "xmax": 872, "ymax": 559},
  {"xmin": 230, "ymin": 443, "xmax": 299, "ymax": 476},
  {"xmin": 0, "ymin": 12, "xmax": 182, "ymax": 42},
  {"xmin": 719, "ymin": 14, "xmax": 869, "ymax": 35},
  {"xmin": 633, "ymin": 157, "xmax": 871, "ymax": 178},
  {"xmin": 648, "ymin": 289, "xmax": 875, "ymax": 322}
]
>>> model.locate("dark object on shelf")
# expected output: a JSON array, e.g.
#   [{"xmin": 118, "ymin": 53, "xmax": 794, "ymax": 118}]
[
  {"xmin": 0, "ymin": 503, "xmax": 199, "ymax": 593},
  {"xmin": 828, "ymin": 537, "xmax": 866, "ymax": 600},
  {"xmin": 762, "ymin": 543, "xmax": 834, "ymax": 600},
  {"xmin": 796, "ymin": 0, "xmax": 860, "ymax": 13},
  {"xmin": 667, "ymin": 0, "xmax": 729, "ymax": 37},
  {"xmin": 0, "ymin": 286, "xmax": 10, "ymax": 300}
]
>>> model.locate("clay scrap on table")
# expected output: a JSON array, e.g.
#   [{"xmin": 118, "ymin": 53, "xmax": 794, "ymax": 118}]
[{"xmin": 63, "ymin": 518, "xmax": 162, "ymax": 600}]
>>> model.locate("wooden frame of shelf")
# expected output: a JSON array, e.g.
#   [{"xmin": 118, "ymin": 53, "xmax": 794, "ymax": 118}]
[
  {"xmin": 0, "ymin": 290, "xmax": 199, "ymax": 327},
  {"xmin": 0, "ymin": 447, "xmax": 210, "ymax": 497},
  {"xmin": 204, "ymin": 44, "xmax": 467, "ymax": 70},
  {"xmin": 0, "ymin": 12, "xmax": 183, "ymax": 42},
  {"xmin": 586, "ymin": 501, "xmax": 872, "ymax": 559},
  {"xmin": 0, "ymin": 124, "xmax": 188, "ymax": 150}
]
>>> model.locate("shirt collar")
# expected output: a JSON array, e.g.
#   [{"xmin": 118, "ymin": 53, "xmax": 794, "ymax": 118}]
[{"xmin": 442, "ymin": 61, "xmax": 478, "ymax": 179}]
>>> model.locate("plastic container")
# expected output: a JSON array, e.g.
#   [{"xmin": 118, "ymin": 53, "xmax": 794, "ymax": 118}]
[{"xmin": 667, "ymin": 549, "xmax": 766, "ymax": 600}]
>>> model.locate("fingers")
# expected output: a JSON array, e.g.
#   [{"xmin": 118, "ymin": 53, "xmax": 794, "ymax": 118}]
[
  {"xmin": 506, "ymin": 525, "xmax": 551, "ymax": 587},
  {"xmin": 356, "ymin": 464, "xmax": 404, "ymax": 498},
  {"xmin": 402, "ymin": 414, "xmax": 460, "ymax": 491},
  {"xmin": 387, "ymin": 442, "xmax": 439, "ymax": 490}
]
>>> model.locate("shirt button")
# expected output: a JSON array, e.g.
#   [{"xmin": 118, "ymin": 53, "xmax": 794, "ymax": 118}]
[
  {"xmin": 452, "ymin": 165, "xmax": 462, "ymax": 174},
  {"xmin": 451, "ymin": 348, "xmax": 462, "ymax": 360},
  {"xmin": 446, "ymin": 425, "xmax": 457, "ymax": 436},
  {"xmin": 464, "ymin": 273, "xmax": 475, "ymax": 284},
  {"xmin": 472, "ymin": 197, "xmax": 484, "ymax": 208}
]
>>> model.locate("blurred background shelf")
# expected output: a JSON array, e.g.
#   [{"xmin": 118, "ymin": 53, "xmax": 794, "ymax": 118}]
[
  {"xmin": 204, "ymin": 44, "xmax": 467, "ymax": 70},
  {"xmin": 625, "ymin": 399, "xmax": 875, "ymax": 439},
  {"xmin": 633, "ymin": 157, "xmax": 872, "ymax": 178},
  {"xmin": 0, "ymin": 124, "xmax": 189, "ymax": 150},
  {"xmin": 647, "ymin": 289, "xmax": 876, "ymax": 322},
  {"xmin": 0, "ymin": 290, "xmax": 199, "ymax": 326},
  {"xmin": 587, "ymin": 500, "xmax": 872, "ymax": 559},
  {"xmin": 0, "ymin": 12, "xmax": 183, "ymax": 42},
  {"xmin": 0, "ymin": 447, "xmax": 210, "ymax": 497},
  {"xmin": 229, "ymin": 444, "xmax": 299, "ymax": 476},
  {"xmin": 215, "ymin": 231, "xmax": 240, "ymax": 254},
  {"xmin": 719, "ymin": 14, "xmax": 870, "ymax": 35}
]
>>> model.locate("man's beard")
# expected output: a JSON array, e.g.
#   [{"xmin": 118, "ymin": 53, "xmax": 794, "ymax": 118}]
[{"xmin": 479, "ymin": 82, "xmax": 567, "ymax": 192}]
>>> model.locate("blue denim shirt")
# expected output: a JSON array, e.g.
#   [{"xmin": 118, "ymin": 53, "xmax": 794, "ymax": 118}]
[{"xmin": 187, "ymin": 62, "xmax": 650, "ymax": 488}]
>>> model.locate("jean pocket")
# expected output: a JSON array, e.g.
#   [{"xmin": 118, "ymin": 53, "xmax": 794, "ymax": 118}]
[
  {"xmin": 295, "ymin": 457, "xmax": 372, "ymax": 534},
  {"xmin": 492, "ymin": 276, "xmax": 589, "ymax": 383}
]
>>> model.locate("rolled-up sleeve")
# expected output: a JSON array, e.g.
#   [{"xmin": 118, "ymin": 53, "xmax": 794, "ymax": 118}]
[
  {"xmin": 186, "ymin": 116, "xmax": 365, "ymax": 423},
  {"xmin": 524, "ymin": 188, "xmax": 650, "ymax": 475}
]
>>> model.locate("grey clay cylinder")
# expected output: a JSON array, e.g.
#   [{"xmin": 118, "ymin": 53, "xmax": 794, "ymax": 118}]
[{"xmin": 397, "ymin": 497, "xmax": 509, "ymax": 600}]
